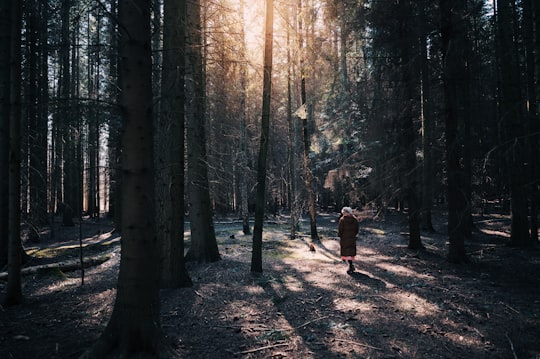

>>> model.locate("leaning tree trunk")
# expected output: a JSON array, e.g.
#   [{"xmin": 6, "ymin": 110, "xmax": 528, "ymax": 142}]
[
  {"xmin": 251, "ymin": 0, "xmax": 274, "ymax": 274},
  {"xmin": 82, "ymin": 0, "xmax": 169, "ymax": 356}
]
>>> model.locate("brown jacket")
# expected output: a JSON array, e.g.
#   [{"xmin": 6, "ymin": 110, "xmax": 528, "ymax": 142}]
[{"xmin": 338, "ymin": 215, "xmax": 359, "ymax": 257}]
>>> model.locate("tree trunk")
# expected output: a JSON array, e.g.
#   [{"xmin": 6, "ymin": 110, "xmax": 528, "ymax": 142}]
[
  {"xmin": 497, "ymin": 0, "xmax": 531, "ymax": 246},
  {"xmin": 238, "ymin": 0, "xmax": 251, "ymax": 236},
  {"xmin": 4, "ymin": 0, "xmax": 23, "ymax": 306},
  {"xmin": 526, "ymin": 0, "xmax": 539, "ymax": 243},
  {"xmin": 252, "ymin": 0, "xmax": 274, "ymax": 274},
  {"xmin": 158, "ymin": 0, "xmax": 192, "ymax": 288},
  {"xmin": 533, "ymin": 0, "xmax": 540, "ymax": 243},
  {"xmin": 82, "ymin": 0, "xmax": 168, "ymax": 356},
  {"xmin": 398, "ymin": 0, "xmax": 422, "ymax": 249},
  {"xmin": 287, "ymin": 3, "xmax": 298, "ymax": 239},
  {"xmin": 185, "ymin": 0, "xmax": 220, "ymax": 263},
  {"xmin": 298, "ymin": 0, "xmax": 319, "ymax": 242},
  {"xmin": 106, "ymin": 0, "xmax": 121, "ymax": 229},
  {"xmin": 0, "ymin": 0, "xmax": 11, "ymax": 268},
  {"xmin": 441, "ymin": 0, "xmax": 470, "ymax": 263},
  {"xmin": 420, "ymin": 8, "xmax": 435, "ymax": 233},
  {"xmin": 26, "ymin": 2, "xmax": 48, "ymax": 227}
]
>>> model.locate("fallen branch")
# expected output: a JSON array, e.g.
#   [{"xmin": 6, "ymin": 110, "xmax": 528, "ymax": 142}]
[
  {"xmin": 0, "ymin": 255, "xmax": 111, "ymax": 281},
  {"xmin": 234, "ymin": 342, "xmax": 288, "ymax": 355}
]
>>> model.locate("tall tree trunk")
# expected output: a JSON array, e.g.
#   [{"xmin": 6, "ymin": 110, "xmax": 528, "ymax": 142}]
[
  {"xmin": 238, "ymin": 0, "xmax": 251, "ymax": 236},
  {"xmin": 4, "ymin": 0, "xmax": 23, "ymax": 306},
  {"xmin": 420, "ymin": 6, "xmax": 435, "ymax": 233},
  {"xmin": 158, "ymin": 0, "xmax": 192, "ymax": 288},
  {"xmin": 525, "ymin": 0, "xmax": 539, "ymax": 243},
  {"xmin": 185, "ymin": 0, "xmax": 220, "ymax": 263},
  {"xmin": 27, "ymin": 0, "xmax": 48, "ymax": 227},
  {"xmin": 106, "ymin": 0, "xmax": 121, "ymax": 229},
  {"xmin": 298, "ymin": 0, "xmax": 319, "ymax": 241},
  {"xmin": 533, "ymin": 0, "xmax": 540, "ymax": 242},
  {"xmin": 441, "ymin": 0, "xmax": 470, "ymax": 263},
  {"xmin": 398, "ymin": 0, "xmax": 422, "ymax": 249},
  {"xmin": 251, "ymin": 0, "xmax": 274, "ymax": 274},
  {"xmin": 82, "ymin": 0, "xmax": 169, "ymax": 356},
  {"xmin": 38, "ymin": 1, "xmax": 49, "ymax": 224},
  {"xmin": 287, "ymin": 2, "xmax": 298, "ymax": 239},
  {"xmin": 0, "ymin": 0, "xmax": 12, "ymax": 268},
  {"xmin": 497, "ymin": 0, "xmax": 531, "ymax": 246}
]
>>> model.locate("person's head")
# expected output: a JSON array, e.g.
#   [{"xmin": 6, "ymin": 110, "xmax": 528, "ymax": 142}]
[{"xmin": 341, "ymin": 206, "xmax": 353, "ymax": 216}]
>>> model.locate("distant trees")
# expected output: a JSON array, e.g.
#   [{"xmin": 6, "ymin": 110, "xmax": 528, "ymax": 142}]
[{"xmin": 2, "ymin": 0, "xmax": 540, "ymax": 313}]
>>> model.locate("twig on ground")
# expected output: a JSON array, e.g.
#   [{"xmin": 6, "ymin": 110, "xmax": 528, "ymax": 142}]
[
  {"xmin": 502, "ymin": 303, "xmax": 520, "ymax": 314},
  {"xmin": 293, "ymin": 315, "xmax": 329, "ymax": 330},
  {"xmin": 234, "ymin": 342, "xmax": 288, "ymax": 355},
  {"xmin": 505, "ymin": 332, "xmax": 518, "ymax": 359},
  {"xmin": 334, "ymin": 338, "xmax": 382, "ymax": 350}
]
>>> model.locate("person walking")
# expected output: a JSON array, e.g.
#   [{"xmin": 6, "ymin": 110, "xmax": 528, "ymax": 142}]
[{"xmin": 338, "ymin": 206, "xmax": 359, "ymax": 274}]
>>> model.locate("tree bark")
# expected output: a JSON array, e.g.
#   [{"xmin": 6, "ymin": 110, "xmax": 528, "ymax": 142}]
[
  {"xmin": 497, "ymin": 0, "xmax": 531, "ymax": 246},
  {"xmin": 185, "ymin": 0, "xmax": 221, "ymax": 263},
  {"xmin": 0, "ymin": 0, "xmax": 11, "ymax": 268},
  {"xmin": 298, "ymin": 0, "xmax": 319, "ymax": 242},
  {"xmin": 420, "ymin": 7, "xmax": 435, "ymax": 233},
  {"xmin": 252, "ymin": 0, "xmax": 274, "ymax": 274},
  {"xmin": 82, "ymin": 0, "xmax": 168, "ymax": 356},
  {"xmin": 4, "ymin": 0, "xmax": 23, "ymax": 306},
  {"xmin": 238, "ymin": 0, "xmax": 251, "ymax": 236},
  {"xmin": 287, "ymin": 3, "xmax": 298, "ymax": 239},
  {"xmin": 158, "ymin": 0, "xmax": 192, "ymax": 288},
  {"xmin": 526, "ymin": 0, "xmax": 540, "ymax": 243},
  {"xmin": 398, "ymin": 0, "xmax": 422, "ymax": 249},
  {"xmin": 441, "ymin": 0, "xmax": 470, "ymax": 263}
]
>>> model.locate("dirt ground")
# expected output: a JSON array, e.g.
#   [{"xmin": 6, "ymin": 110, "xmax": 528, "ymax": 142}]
[{"xmin": 1, "ymin": 208, "xmax": 540, "ymax": 359}]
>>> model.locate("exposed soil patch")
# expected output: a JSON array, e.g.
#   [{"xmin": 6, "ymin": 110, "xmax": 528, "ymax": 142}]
[{"xmin": 1, "ymin": 209, "xmax": 539, "ymax": 358}]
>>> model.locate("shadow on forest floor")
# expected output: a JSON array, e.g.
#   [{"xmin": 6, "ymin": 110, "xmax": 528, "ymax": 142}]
[{"xmin": 1, "ymin": 208, "xmax": 540, "ymax": 358}]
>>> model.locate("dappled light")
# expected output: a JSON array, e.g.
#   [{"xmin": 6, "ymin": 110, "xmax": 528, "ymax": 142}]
[{"xmin": 2, "ymin": 211, "xmax": 540, "ymax": 358}]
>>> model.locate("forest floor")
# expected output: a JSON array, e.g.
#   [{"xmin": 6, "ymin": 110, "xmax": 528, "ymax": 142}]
[{"xmin": 1, "ymin": 207, "xmax": 540, "ymax": 359}]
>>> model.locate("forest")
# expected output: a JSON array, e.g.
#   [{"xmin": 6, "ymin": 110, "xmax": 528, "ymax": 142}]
[{"xmin": 1, "ymin": 0, "xmax": 539, "ymax": 358}]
